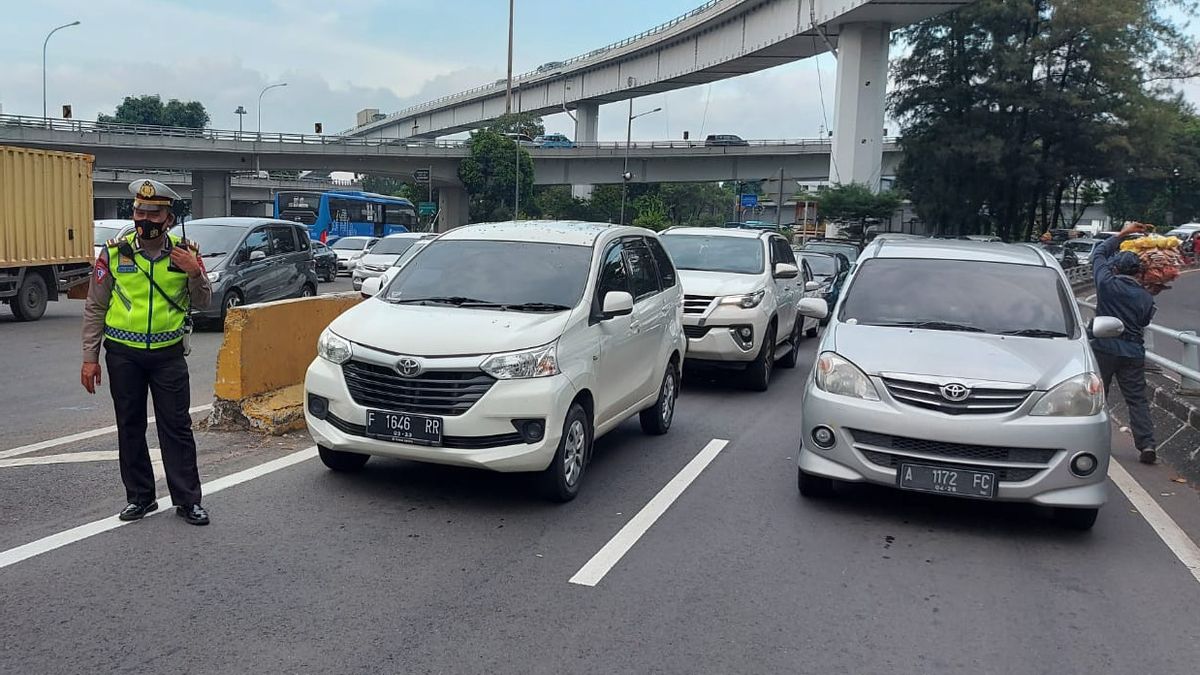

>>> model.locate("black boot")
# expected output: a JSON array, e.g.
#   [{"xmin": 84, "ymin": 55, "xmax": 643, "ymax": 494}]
[
  {"xmin": 118, "ymin": 501, "xmax": 158, "ymax": 521},
  {"xmin": 175, "ymin": 504, "xmax": 210, "ymax": 526}
]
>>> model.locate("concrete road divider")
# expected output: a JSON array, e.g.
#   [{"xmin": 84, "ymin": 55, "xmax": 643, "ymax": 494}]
[{"xmin": 209, "ymin": 293, "xmax": 363, "ymax": 434}]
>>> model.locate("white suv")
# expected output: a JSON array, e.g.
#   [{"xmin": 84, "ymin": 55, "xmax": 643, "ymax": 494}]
[
  {"xmin": 660, "ymin": 228, "xmax": 819, "ymax": 391},
  {"xmin": 304, "ymin": 221, "xmax": 687, "ymax": 501}
]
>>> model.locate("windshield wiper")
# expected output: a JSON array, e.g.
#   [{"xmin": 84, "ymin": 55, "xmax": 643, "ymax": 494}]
[
  {"xmin": 200, "ymin": 252, "xmax": 228, "ymax": 258},
  {"xmin": 501, "ymin": 302, "xmax": 572, "ymax": 312},
  {"xmin": 394, "ymin": 296, "xmax": 493, "ymax": 306},
  {"xmin": 879, "ymin": 320, "xmax": 987, "ymax": 333},
  {"xmin": 1000, "ymin": 328, "xmax": 1069, "ymax": 338}
]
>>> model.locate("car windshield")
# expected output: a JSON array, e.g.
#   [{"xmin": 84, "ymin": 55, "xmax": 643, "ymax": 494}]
[
  {"xmin": 660, "ymin": 235, "xmax": 764, "ymax": 275},
  {"xmin": 802, "ymin": 254, "xmax": 837, "ymax": 277},
  {"xmin": 1064, "ymin": 241, "xmax": 1094, "ymax": 254},
  {"xmin": 839, "ymin": 258, "xmax": 1075, "ymax": 337},
  {"xmin": 804, "ymin": 242, "xmax": 859, "ymax": 261},
  {"xmin": 370, "ymin": 238, "xmax": 420, "ymax": 255},
  {"xmin": 184, "ymin": 224, "xmax": 247, "ymax": 257},
  {"xmin": 383, "ymin": 240, "xmax": 592, "ymax": 311},
  {"xmin": 93, "ymin": 226, "xmax": 123, "ymax": 244},
  {"xmin": 332, "ymin": 237, "xmax": 370, "ymax": 250},
  {"xmin": 391, "ymin": 239, "xmax": 432, "ymax": 267}
]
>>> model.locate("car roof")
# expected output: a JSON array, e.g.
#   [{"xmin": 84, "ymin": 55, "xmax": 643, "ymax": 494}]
[
  {"xmin": 380, "ymin": 232, "xmax": 432, "ymax": 239},
  {"xmin": 186, "ymin": 217, "xmax": 302, "ymax": 228},
  {"xmin": 438, "ymin": 220, "xmax": 648, "ymax": 246},
  {"xmin": 663, "ymin": 227, "xmax": 770, "ymax": 239},
  {"xmin": 865, "ymin": 238, "xmax": 1053, "ymax": 266}
]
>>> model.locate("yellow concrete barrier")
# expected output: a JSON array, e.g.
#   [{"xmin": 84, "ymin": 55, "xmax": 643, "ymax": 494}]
[{"xmin": 210, "ymin": 292, "xmax": 363, "ymax": 434}]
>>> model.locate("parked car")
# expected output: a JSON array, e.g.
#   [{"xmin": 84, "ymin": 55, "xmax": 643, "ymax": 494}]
[
  {"xmin": 799, "ymin": 250, "xmax": 851, "ymax": 324},
  {"xmin": 803, "ymin": 238, "xmax": 863, "ymax": 263},
  {"xmin": 1040, "ymin": 243, "xmax": 1079, "ymax": 269},
  {"xmin": 305, "ymin": 221, "xmax": 687, "ymax": 502},
  {"xmin": 659, "ymin": 227, "xmax": 812, "ymax": 391},
  {"xmin": 310, "ymin": 240, "xmax": 338, "ymax": 282},
  {"xmin": 536, "ymin": 61, "xmax": 565, "ymax": 73},
  {"xmin": 93, "ymin": 220, "xmax": 134, "ymax": 258},
  {"xmin": 795, "ymin": 238, "xmax": 1123, "ymax": 530},
  {"xmin": 705, "ymin": 134, "xmax": 750, "ymax": 147},
  {"xmin": 186, "ymin": 218, "xmax": 320, "ymax": 322},
  {"xmin": 351, "ymin": 233, "xmax": 437, "ymax": 290},
  {"xmin": 534, "ymin": 133, "xmax": 575, "ymax": 148},
  {"xmin": 330, "ymin": 235, "xmax": 379, "ymax": 276},
  {"xmin": 1063, "ymin": 238, "xmax": 1102, "ymax": 264}
]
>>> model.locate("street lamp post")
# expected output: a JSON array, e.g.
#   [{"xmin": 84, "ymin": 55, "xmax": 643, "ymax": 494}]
[
  {"xmin": 234, "ymin": 106, "xmax": 247, "ymax": 138},
  {"xmin": 42, "ymin": 21, "xmax": 80, "ymax": 120},
  {"xmin": 619, "ymin": 100, "xmax": 662, "ymax": 226},
  {"xmin": 257, "ymin": 82, "xmax": 288, "ymax": 136},
  {"xmin": 506, "ymin": 0, "xmax": 515, "ymax": 114}
]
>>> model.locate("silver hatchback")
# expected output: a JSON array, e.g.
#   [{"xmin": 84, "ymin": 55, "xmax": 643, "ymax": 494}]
[{"xmin": 796, "ymin": 239, "xmax": 1124, "ymax": 530}]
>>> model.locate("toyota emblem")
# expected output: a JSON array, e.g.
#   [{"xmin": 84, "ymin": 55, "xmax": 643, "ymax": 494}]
[
  {"xmin": 939, "ymin": 383, "xmax": 971, "ymax": 402},
  {"xmin": 395, "ymin": 357, "xmax": 423, "ymax": 378}
]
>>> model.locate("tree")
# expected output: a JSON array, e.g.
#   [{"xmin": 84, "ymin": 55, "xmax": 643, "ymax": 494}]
[
  {"xmin": 458, "ymin": 129, "xmax": 534, "ymax": 221},
  {"xmin": 889, "ymin": 0, "xmax": 1198, "ymax": 240},
  {"xmin": 487, "ymin": 113, "xmax": 546, "ymax": 139},
  {"xmin": 632, "ymin": 194, "xmax": 670, "ymax": 230},
  {"xmin": 532, "ymin": 186, "xmax": 590, "ymax": 219},
  {"xmin": 98, "ymin": 94, "xmax": 210, "ymax": 128},
  {"xmin": 817, "ymin": 183, "xmax": 903, "ymax": 238}
]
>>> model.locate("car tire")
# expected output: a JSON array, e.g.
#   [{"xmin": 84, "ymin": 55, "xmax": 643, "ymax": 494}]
[
  {"xmin": 220, "ymin": 290, "xmax": 242, "ymax": 323},
  {"xmin": 318, "ymin": 445, "xmax": 370, "ymax": 472},
  {"xmin": 743, "ymin": 324, "xmax": 776, "ymax": 392},
  {"xmin": 539, "ymin": 403, "xmax": 591, "ymax": 503},
  {"xmin": 805, "ymin": 321, "xmax": 819, "ymax": 339},
  {"xmin": 1053, "ymin": 507, "xmax": 1099, "ymax": 531},
  {"xmin": 640, "ymin": 361, "xmax": 679, "ymax": 435},
  {"xmin": 797, "ymin": 467, "xmax": 836, "ymax": 498},
  {"xmin": 779, "ymin": 321, "xmax": 801, "ymax": 369},
  {"xmin": 10, "ymin": 273, "xmax": 48, "ymax": 322},
  {"xmin": 301, "ymin": 283, "xmax": 316, "ymax": 298}
]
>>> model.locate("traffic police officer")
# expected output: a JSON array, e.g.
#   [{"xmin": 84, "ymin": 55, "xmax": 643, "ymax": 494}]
[{"xmin": 80, "ymin": 179, "xmax": 213, "ymax": 525}]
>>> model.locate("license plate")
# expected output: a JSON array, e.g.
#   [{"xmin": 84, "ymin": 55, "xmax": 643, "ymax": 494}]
[
  {"xmin": 366, "ymin": 410, "xmax": 443, "ymax": 446},
  {"xmin": 897, "ymin": 463, "xmax": 996, "ymax": 499}
]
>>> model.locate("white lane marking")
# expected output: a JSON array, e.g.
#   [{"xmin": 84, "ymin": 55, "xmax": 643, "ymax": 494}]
[
  {"xmin": 570, "ymin": 439, "xmax": 729, "ymax": 587},
  {"xmin": 0, "ymin": 446, "xmax": 317, "ymax": 571},
  {"xmin": 0, "ymin": 451, "xmax": 118, "ymax": 468},
  {"xmin": 1109, "ymin": 458, "xmax": 1200, "ymax": 585},
  {"xmin": 0, "ymin": 404, "xmax": 213, "ymax": 461}
]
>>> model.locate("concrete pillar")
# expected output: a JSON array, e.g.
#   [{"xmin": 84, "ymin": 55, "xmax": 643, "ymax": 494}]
[
  {"xmin": 191, "ymin": 170, "xmax": 232, "ymax": 218},
  {"xmin": 829, "ymin": 23, "xmax": 890, "ymax": 192},
  {"xmin": 572, "ymin": 101, "xmax": 600, "ymax": 199},
  {"xmin": 94, "ymin": 199, "xmax": 119, "ymax": 219},
  {"xmin": 231, "ymin": 202, "xmax": 273, "ymax": 217},
  {"xmin": 437, "ymin": 186, "xmax": 470, "ymax": 232}
]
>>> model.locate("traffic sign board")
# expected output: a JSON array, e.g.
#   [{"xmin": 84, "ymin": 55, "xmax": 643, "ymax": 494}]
[
  {"xmin": 739, "ymin": 194, "xmax": 758, "ymax": 208},
  {"xmin": 418, "ymin": 201, "xmax": 437, "ymax": 216},
  {"xmin": 414, "ymin": 169, "xmax": 431, "ymax": 183}
]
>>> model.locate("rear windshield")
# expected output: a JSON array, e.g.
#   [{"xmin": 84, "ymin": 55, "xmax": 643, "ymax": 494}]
[
  {"xmin": 838, "ymin": 258, "xmax": 1076, "ymax": 337},
  {"xmin": 370, "ymin": 238, "xmax": 420, "ymax": 255},
  {"xmin": 332, "ymin": 237, "xmax": 371, "ymax": 250},
  {"xmin": 802, "ymin": 254, "xmax": 837, "ymax": 276},
  {"xmin": 804, "ymin": 242, "xmax": 859, "ymax": 262},
  {"xmin": 660, "ymin": 235, "xmax": 764, "ymax": 275}
]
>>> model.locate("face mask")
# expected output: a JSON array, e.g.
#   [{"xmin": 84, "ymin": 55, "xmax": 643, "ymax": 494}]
[{"xmin": 134, "ymin": 219, "xmax": 165, "ymax": 240}]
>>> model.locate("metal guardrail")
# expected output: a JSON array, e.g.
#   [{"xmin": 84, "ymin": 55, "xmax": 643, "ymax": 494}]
[
  {"xmin": 347, "ymin": 0, "xmax": 729, "ymax": 133},
  {"xmin": 1076, "ymin": 297, "xmax": 1200, "ymax": 390},
  {"xmin": 94, "ymin": 168, "xmax": 359, "ymax": 188}
]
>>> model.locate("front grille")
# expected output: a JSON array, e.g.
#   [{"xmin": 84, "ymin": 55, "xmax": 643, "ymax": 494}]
[
  {"xmin": 882, "ymin": 377, "xmax": 1031, "ymax": 415},
  {"xmin": 324, "ymin": 413, "xmax": 525, "ymax": 449},
  {"xmin": 859, "ymin": 450, "xmax": 1041, "ymax": 483},
  {"xmin": 342, "ymin": 360, "xmax": 495, "ymax": 417},
  {"xmin": 850, "ymin": 430, "xmax": 1056, "ymax": 464},
  {"xmin": 683, "ymin": 325, "xmax": 711, "ymax": 339},
  {"xmin": 683, "ymin": 295, "xmax": 715, "ymax": 315}
]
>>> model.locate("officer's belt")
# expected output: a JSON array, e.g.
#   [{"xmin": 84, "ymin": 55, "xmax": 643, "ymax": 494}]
[{"xmin": 104, "ymin": 327, "xmax": 186, "ymax": 344}]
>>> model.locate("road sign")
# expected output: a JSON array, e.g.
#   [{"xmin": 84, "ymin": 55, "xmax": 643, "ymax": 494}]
[
  {"xmin": 418, "ymin": 201, "xmax": 437, "ymax": 216},
  {"xmin": 739, "ymin": 194, "xmax": 758, "ymax": 208},
  {"xmin": 414, "ymin": 169, "xmax": 431, "ymax": 183}
]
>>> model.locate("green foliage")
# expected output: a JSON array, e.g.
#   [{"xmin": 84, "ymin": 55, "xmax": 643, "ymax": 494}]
[
  {"xmin": 458, "ymin": 129, "xmax": 534, "ymax": 221},
  {"xmin": 632, "ymin": 194, "xmax": 670, "ymax": 231},
  {"xmin": 486, "ymin": 113, "xmax": 546, "ymax": 139},
  {"xmin": 97, "ymin": 94, "xmax": 210, "ymax": 128},
  {"xmin": 817, "ymin": 183, "xmax": 902, "ymax": 223}
]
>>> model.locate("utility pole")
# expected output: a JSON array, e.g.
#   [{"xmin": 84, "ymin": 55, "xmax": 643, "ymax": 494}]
[
  {"xmin": 775, "ymin": 167, "xmax": 785, "ymax": 230},
  {"xmin": 506, "ymin": 0, "xmax": 515, "ymax": 114}
]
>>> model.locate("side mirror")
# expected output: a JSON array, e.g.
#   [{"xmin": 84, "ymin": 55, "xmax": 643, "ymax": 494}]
[
  {"xmin": 1092, "ymin": 316, "xmax": 1125, "ymax": 339},
  {"xmin": 379, "ymin": 268, "xmax": 399, "ymax": 287},
  {"xmin": 601, "ymin": 291, "xmax": 634, "ymax": 319},
  {"xmin": 249, "ymin": 250, "xmax": 267, "ymax": 262},
  {"xmin": 805, "ymin": 280, "xmax": 822, "ymax": 292},
  {"xmin": 774, "ymin": 262, "xmax": 799, "ymax": 279},
  {"xmin": 798, "ymin": 297, "xmax": 829, "ymax": 320},
  {"xmin": 361, "ymin": 276, "xmax": 383, "ymax": 297}
]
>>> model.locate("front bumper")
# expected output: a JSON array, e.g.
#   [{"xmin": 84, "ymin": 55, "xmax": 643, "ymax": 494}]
[
  {"xmin": 304, "ymin": 356, "xmax": 577, "ymax": 473},
  {"xmin": 798, "ymin": 381, "xmax": 1111, "ymax": 508},
  {"xmin": 682, "ymin": 305, "xmax": 771, "ymax": 364}
]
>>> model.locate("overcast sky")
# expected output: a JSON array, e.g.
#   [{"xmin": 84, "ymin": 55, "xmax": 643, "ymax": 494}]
[{"xmin": 1, "ymin": 0, "xmax": 1197, "ymax": 143}]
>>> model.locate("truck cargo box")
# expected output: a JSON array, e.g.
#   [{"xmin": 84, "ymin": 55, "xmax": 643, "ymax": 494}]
[{"xmin": 0, "ymin": 145, "xmax": 94, "ymax": 269}]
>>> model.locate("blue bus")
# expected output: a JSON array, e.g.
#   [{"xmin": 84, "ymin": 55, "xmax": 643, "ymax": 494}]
[{"xmin": 274, "ymin": 190, "xmax": 418, "ymax": 241}]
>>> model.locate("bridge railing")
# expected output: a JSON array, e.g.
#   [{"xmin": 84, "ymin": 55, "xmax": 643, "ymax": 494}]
[
  {"xmin": 1076, "ymin": 297, "xmax": 1200, "ymax": 390},
  {"xmin": 94, "ymin": 167, "xmax": 359, "ymax": 188}
]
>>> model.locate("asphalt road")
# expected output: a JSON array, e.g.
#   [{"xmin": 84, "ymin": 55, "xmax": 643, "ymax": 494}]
[
  {"xmin": 1145, "ymin": 268, "xmax": 1200, "ymax": 371},
  {"xmin": 2, "ymin": 305, "xmax": 1199, "ymax": 673}
]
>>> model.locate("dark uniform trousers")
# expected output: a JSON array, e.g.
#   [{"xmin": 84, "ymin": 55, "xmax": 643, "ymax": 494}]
[
  {"xmin": 1096, "ymin": 350, "xmax": 1156, "ymax": 451},
  {"xmin": 104, "ymin": 340, "xmax": 202, "ymax": 506}
]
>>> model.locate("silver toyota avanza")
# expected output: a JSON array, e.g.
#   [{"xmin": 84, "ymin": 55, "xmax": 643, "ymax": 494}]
[{"xmin": 796, "ymin": 238, "xmax": 1125, "ymax": 530}]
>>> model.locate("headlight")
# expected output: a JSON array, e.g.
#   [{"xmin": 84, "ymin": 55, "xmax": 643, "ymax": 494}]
[
  {"xmin": 814, "ymin": 352, "xmax": 879, "ymax": 401},
  {"xmin": 1031, "ymin": 373, "xmax": 1103, "ymax": 417},
  {"xmin": 480, "ymin": 342, "xmax": 560, "ymax": 379},
  {"xmin": 206, "ymin": 270, "xmax": 223, "ymax": 283},
  {"xmin": 317, "ymin": 329, "xmax": 352, "ymax": 365},
  {"xmin": 718, "ymin": 289, "xmax": 766, "ymax": 309}
]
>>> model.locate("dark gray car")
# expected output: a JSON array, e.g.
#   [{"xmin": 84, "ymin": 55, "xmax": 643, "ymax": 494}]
[{"xmin": 184, "ymin": 218, "xmax": 320, "ymax": 322}]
